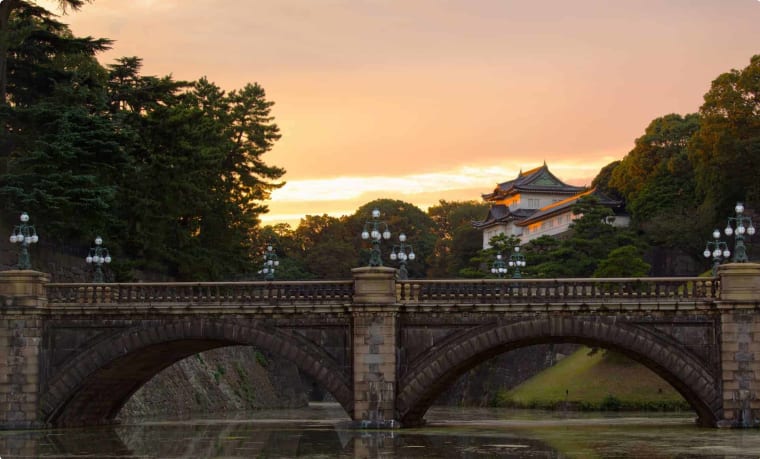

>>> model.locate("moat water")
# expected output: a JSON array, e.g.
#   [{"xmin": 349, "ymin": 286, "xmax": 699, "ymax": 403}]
[{"xmin": 1, "ymin": 404, "xmax": 758, "ymax": 458}]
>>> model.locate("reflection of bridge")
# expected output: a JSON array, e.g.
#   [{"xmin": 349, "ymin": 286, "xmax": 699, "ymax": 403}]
[{"xmin": 1, "ymin": 264, "xmax": 759, "ymax": 429}]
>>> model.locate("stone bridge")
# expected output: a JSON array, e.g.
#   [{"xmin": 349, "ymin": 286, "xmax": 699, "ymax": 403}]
[{"xmin": 1, "ymin": 264, "xmax": 760, "ymax": 430}]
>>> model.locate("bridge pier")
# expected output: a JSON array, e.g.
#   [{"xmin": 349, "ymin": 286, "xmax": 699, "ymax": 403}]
[
  {"xmin": 350, "ymin": 267, "xmax": 401, "ymax": 428},
  {"xmin": 717, "ymin": 263, "xmax": 760, "ymax": 428},
  {"xmin": 0, "ymin": 270, "xmax": 48, "ymax": 429}
]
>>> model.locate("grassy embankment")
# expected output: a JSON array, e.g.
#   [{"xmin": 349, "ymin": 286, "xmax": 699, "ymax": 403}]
[{"xmin": 494, "ymin": 346, "xmax": 691, "ymax": 411}]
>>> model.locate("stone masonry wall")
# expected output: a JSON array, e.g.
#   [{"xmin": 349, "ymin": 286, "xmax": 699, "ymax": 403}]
[
  {"xmin": 719, "ymin": 310, "xmax": 760, "ymax": 427},
  {"xmin": 0, "ymin": 314, "xmax": 43, "ymax": 428}
]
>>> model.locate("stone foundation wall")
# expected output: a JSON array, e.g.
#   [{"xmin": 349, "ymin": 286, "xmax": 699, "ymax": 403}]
[{"xmin": 719, "ymin": 310, "xmax": 760, "ymax": 427}]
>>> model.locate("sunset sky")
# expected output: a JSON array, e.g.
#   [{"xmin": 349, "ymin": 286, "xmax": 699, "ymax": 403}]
[{"xmin": 41, "ymin": 0, "xmax": 760, "ymax": 226}]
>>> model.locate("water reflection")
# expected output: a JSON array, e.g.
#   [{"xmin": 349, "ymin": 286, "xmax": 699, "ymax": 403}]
[{"xmin": 0, "ymin": 404, "xmax": 758, "ymax": 458}]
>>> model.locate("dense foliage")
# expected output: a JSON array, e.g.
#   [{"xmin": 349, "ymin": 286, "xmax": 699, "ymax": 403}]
[
  {"xmin": 1, "ymin": 4, "xmax": 283, "ymax": 280},
  {"xmin": 603, "ymin": 55, "xmax": 760, "ymax": 273}
]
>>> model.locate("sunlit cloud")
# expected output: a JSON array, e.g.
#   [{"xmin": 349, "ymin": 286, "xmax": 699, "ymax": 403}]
[
  {"xmin": 271, "ymin": 158, "xmax": 613, "ymax": 203},
  {"xmin": 264, "ymin": 156, "xmax": 617, "ymax": 226}
]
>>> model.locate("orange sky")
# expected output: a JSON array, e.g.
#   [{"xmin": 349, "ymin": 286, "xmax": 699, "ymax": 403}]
[{"xmin": 42, "ymin": 0, "xmax": 760, "ymax": 226}]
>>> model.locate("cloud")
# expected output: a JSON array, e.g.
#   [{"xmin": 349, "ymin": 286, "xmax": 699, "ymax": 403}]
[
  {"xmin": 271, "ymin": 160, "xmax": 610, "ymax": 203},
  {"xmin": 264, "ymin": 158, "xmax": 615, "ymax": 226}
]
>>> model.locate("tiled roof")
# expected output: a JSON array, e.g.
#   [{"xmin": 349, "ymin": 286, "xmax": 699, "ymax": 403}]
[
  {"xmin": 515, "ymin": 188, "xmax": 621, "ymax": 227},
  {"xmin": 472, "ymin": 205, "xmax": 537, "ymax": 228},
  {"xmin": 482, "ymin": 163, "xmax": 586, "ymax": 200}
]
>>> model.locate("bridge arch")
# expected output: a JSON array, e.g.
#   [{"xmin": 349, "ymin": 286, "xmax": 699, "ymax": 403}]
[
  {"xmin": 40, "ymin": 318, "xmax": 353, "ymax": 426},
  {"xmin": 397, "ymin": 316, "xmax": 721, "ymax": 427}
]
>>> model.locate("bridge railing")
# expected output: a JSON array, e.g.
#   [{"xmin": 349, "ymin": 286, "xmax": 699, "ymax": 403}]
[
  {"xmin": 46, "ymin": 281, "xmax": 355, "ymax": 306},
  {"xmin": 45, "ymin": 277, "xmax": 719, "ymax": 308},
  {"xmin": 396, "ymin": 277, "xmax": 719, "ymax": 304}
]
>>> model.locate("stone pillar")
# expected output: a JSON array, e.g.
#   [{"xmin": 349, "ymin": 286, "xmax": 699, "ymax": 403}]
[
  {"xmin": 717, "ymin": 263, "xmax": 760, "ymax": 427},
  {"xmin": 351, "ymin": 267, "xmax": 400, "ymax": 428},
  {"xmin": 0, "ymin": 270, "xmax": 49, "ymax": 429}
]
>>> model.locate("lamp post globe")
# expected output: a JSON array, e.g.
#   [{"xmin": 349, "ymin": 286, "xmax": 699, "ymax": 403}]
[
  {"xmin": 85, "ymin": 236, "xmax": 112, "ymax": 283},
  {"xmin": 724, "ymin": 202, "xmax": 756, "ymax": 262},
  {"xmin": 361, "ymin": 208, "xmax": 391, "ymax": 267},
  {"xmin": 259, "ymin": 243, "xmax": 280, "ymax": 281},
  {"xmin": 390, "ymin": 232, "xmax": 415, "ymax": 279},
  {"xmin": 491, "ymin": 253, "xmax": 508, "ymax": 278},
  {"xmin": 9, "ymin": 212, "xmax": 39, "ymax": 270},
  {"xmin": 509, "ymin": 246, "xmax": 527, "ymax": 279}
]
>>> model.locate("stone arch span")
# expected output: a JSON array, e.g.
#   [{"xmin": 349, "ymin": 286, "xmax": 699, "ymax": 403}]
[
  {"xmin": 40, "ymin": 318, "xmax": 353, "ymax": 426},
  {"xmin": 397, "ymin": 316, "xmax": 721, "ymax": 427}
]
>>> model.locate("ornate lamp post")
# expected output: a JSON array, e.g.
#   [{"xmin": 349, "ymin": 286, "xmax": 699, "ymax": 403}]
[
  {"xmin": 258, "ymin": 243, "xmax": 279, "ymax": 280},
  {"xmin": 9, "ymin": 212, "xmax": 39, "ymax": 270},
  {"xmin": 508, "ymin": 246, "xmax": 527, "ymax": 279},
  {"xmin": 85, "ymin": 236, "xmax": 112, "ymax": 283},
  {"xmin": 724, "ymin": 202, "xmax": 756, "ymax": 262},
  {"xmin": 704, "ymin": 229, "xmax": 730, "ymax": 277},
  {"xmin": 389, "ymin": 233, "xmax": 415, "ymax": 279},
  {"xmin": 491, "ymin": 252, "xmax": 508, "ymax": 278},
  {"xmin": 360, "ymin": 208, "xmax": 391, "ymax": 267}
]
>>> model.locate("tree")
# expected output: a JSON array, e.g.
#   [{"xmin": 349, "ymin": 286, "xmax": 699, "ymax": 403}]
[
  {"xmin": 291, "ymin": 214, "xmax": 356, "ymax": 279},
  {"xmin": 529, "ymin": 195, "xmax": 644, "ymax": 278},
  {"xmin": 426, "ymin": 200, "xmax": 488, "ymax": 277},
  {"xmin": 107, "ymin": 72, "xmax": 284, "ymax": 280},
  {"xmin": 0, "ymin": 7, "xmax": 117, "ymax": 243},
  {"xmin": 464, "ymin": 232, "xmax": 520, "ymax": 278},
  {"xmin": 1, "ymin": 98, "xmax": 124, "ymax": 241},
  {"xmin": 0, "ymin": 0, "xmax": 91, "ymax": 104},
  {"xmin": 690, "ymin": 55, "xmax": 760, "ymax": 227},
  {"xmin": 593, "ymin": 245, "xmax": 651, "ymax": 278},
  {"xmin": 610, "ymin": 113, "xmax": 699, "ymax": 206},
  {"xmin": 351, "ymin": 199, "xmax": 435, "ymax": 278}
]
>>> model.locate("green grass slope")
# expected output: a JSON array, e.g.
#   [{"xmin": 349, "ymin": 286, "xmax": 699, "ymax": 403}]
[{"xmin": 496, "ymin": 347, "xmax": 690, "ymax": 411}]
